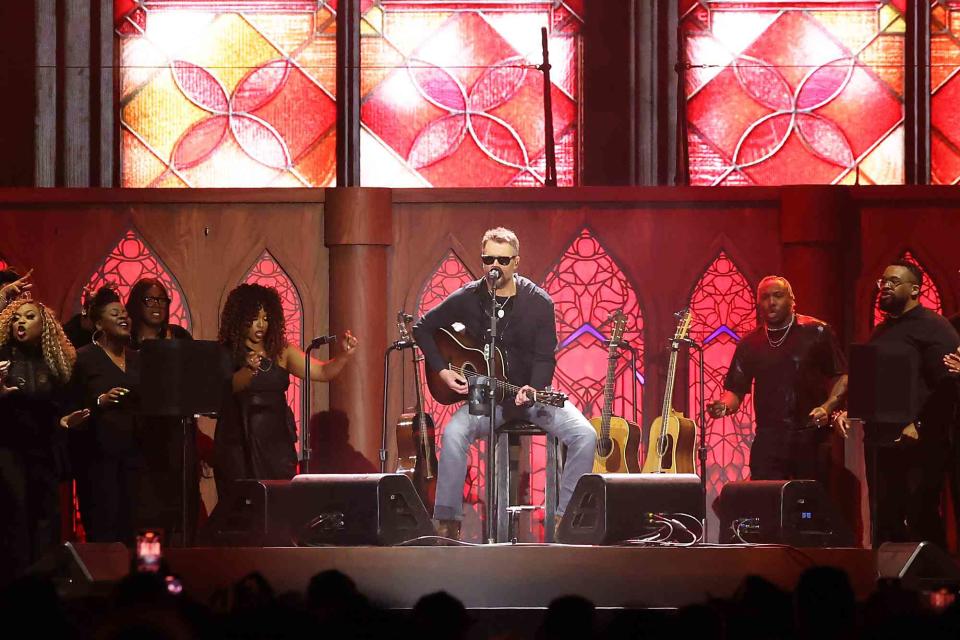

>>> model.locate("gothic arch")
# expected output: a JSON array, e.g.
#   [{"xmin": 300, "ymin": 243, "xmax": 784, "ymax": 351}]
[
  {"xmin": 686, "ymin": 249, "xmax": 758, "ymax": 541},
  {"xmin": 82, "ymin": 227, "xmax": 193, "ymax": 332}
]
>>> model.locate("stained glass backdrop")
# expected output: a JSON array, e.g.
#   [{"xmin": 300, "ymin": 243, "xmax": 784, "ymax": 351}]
[
  {"xmin": 682, "ymin": 0, "xmax": 905, "ymax": 185},
  {"xmin": 687, "ymin": 252, "xmax": 757, "ymax": 540},
  {"xmin": 931, "ymin": 1, "xmax": 960, "ymax": 184},
  {"xmin": 360, "ymin": 1, "xmax": 582, "ymax": 187},
  {"xmin": 117, "ymin": 0, "xmax": 337, "ymax": 187},
  {"xmin": 242, "ymin": 251, "xmax": 305, "ymax": 458},
  {"xmin": 84, "ymin": 229, "xmax": 192, "ymax": 332},
  {"xmin": 539, "ymin": 229, "xmax": 644, "ymax": 539}
]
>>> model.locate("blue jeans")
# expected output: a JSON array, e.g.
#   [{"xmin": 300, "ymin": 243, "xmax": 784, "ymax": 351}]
[{"xmin": 433, "ymin": 401, "xmax": 597, "ymax": 521}]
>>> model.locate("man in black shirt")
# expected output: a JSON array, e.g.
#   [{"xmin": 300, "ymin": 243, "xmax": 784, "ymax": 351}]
[
  {"xmin": 414, "ymin": 228, "xmax": 596, "ymax": 539},
  {"xmin": 708, "ymin": 276, "xmax": 847, "ymax": 485},
  {"xmin": 861, "ymin": 261, "xmax": 960, "ymax": 545}
]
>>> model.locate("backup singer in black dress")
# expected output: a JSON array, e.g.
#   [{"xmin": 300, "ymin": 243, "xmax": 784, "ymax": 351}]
[
  {"xmin": 0, "ymin": 296, "xmax": 76, "ymax": 582},
  {"xmin": 125, "ymin": 277, "xmax": 198, "ymax": 542},
  {"xmin": 213, "ymin": 284, "xmax": 358, "ymax": 499},
  {"xmin": 67, "ymin": 286, "xmax": 143, "ymax": 543}
]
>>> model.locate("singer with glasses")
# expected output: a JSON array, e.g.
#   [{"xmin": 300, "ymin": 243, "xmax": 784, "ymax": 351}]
[
  {"xmin": 413, "ymin": 227, "xmax": 596, "ymax": 540},
  {"xmin": 124, "ymin": 278, "xmax": 199, "ymax": 542},
  {"xmin": 213, "ymin": 283, "xmax": 359, "ymax": 500},
  {"xmin": 707, "ymin": 276, "xmax": 847, "ymax": 487},
  {"xmin": 838, "ymin": 261, "xmax": 959, "ymax": 545}
]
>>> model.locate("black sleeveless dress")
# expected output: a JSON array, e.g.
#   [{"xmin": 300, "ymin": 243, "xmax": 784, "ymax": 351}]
[{"xmin": 213, "ymin": 355, "xmax": 297, "ymax": 499}]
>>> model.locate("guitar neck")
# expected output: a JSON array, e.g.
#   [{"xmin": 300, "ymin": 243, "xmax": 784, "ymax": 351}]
[
  {"xmin": 600, "ymin": 352, "xmax": 617, "ymax": 435},
  {"xmin": 659, "ymin": 347, "xmax": 679, "ymax": 432},
  {"xmin": 410, "ymin": 346, "xmax": 427, "ymax": 412}
]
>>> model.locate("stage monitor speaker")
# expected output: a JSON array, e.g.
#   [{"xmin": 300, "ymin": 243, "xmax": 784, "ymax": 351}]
[
  {"xmin": 848, "ymin": 342, "xmax": 918, "ymax": 424},
  {"xmin": 877, "ymin": 542, "xmax": 960, "ymax": 591},
  {"xmin": 556, "ymin": 473, "xmax": 704, "ymax": 545},
  {"xmin": 199, "ymin": 473, "xmax": 434, "ymax": 547},
  {"xmin": 716, "ymin": 480, "xmax": 853, "ymax": 547},
  {"xmin": 28, "ymin": 542, "xmax": 130, "ymax": 585}
]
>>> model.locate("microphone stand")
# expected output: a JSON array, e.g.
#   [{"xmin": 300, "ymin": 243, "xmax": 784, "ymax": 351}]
[
  {"xmin": 538, "ymin": 26, "xmax": 557, "ymax": 187},
  {"xmin": 484, "ymin": 275, "xmax": 500, "ymax": 544},
  {"xmin": 380, "ymin": 338, "xmax": 414, "ymax": 473},
  {"xmin": 680, "ymin": 337, "xmax": 707, "ymax": 542},
  {"xmin": 302, "ymin": 342, "xmax": 317, "ymax": 474}
]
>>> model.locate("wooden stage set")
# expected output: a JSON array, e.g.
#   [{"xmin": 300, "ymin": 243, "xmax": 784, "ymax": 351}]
[{"xmin": 66, "ymin": 542, "xmax": 879, "ymax": 609}]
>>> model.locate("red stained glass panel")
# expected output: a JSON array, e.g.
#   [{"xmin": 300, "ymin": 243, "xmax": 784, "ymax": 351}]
[
  {"xmin": 242, "ymin": 251, "xmax": 305, "ymax": 459},
  {"xmin": 540, "ymin": 229, "xmax": 645, "ymax": 540},
  {"xmin": 118, "ymin": 2, "xmax": 337, "ymax": 187},
  {"xmin": 931, "ymin": 1, "xmax": 960, "ymax": 184},
  {"xmin": 687, "ymin": 252, "xmax": 757, "ymax": 540},
  {"xmin": 682, "ymin": 1, "xmax": 905, "ymax": 185},
  {"xmin": 360, "ymin": 2, "xmax": 582, "ymax": 187},
  {"xmin": 84, "ymin": 229, "xmax": 192, "ymax": 332}
]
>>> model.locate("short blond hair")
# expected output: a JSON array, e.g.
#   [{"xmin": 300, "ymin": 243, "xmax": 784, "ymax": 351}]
[{"xmin": 481, "ymin": 227, "xmax": 519, "ymax": 255}]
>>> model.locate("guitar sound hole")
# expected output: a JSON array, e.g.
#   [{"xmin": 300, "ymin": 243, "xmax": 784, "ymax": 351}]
[
  {"xmin": 660, "ymin": 434, "xmax": 675, "ymax": 468},
  {"xmin": 597, "ymin": 438, "xmax": 613, "ymax": 457}
]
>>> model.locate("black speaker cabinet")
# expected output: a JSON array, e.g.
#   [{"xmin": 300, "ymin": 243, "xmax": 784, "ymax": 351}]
[
  {"xmin": 556, "ymin": 473, "xmax": 704, "ymax": 545},
  {"xmin": 717, "ymin": 480, "xmax": 853, "ymax": 546},
  {"xmin": 877, "ymin": 542, "xmax": 960, "ymax": 590},
  {"xmin": 199, "ymin": 474, "xmax": 434, "ymax": 547}
]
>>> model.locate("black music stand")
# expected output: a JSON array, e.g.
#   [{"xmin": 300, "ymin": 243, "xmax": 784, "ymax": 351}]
[
  {"xmin": 848, "ymin": 342, "xmax": 918, "ymax": 548},
  {"xmin": 140, "ymin": 340, "xmax": 229, "ymax": 546}
]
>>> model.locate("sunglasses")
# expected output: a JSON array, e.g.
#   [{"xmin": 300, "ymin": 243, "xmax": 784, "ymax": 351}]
[{"xmin": 481, "ymin": 255, "xmax": 517, "ymax": 266}]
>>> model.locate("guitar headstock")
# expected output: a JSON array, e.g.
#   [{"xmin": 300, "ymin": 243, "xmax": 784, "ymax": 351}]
[
  {"xmin": 535, "ymin": 388, "xmax": 568, "ymax": 408},
  {"xmin": 396, "ymin": 310, "xmax": 414, "ymax": 342},
  {"xmin": 606, "ymin": 310, "xmax": 628, "ymax": 357},
  {"xmin": 673, "ymin": 307, "xmax": 693, "ymax": 342}
]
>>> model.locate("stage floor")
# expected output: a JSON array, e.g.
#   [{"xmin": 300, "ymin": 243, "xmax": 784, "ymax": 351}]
[{"xmin": 157, "ymin": 544, "xmax": 877, "ymax": 609}]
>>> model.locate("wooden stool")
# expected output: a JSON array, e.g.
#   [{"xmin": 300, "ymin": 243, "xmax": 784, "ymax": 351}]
[{"xmin": 495, "ymin": 419, "xmax": 562, "ymax": 542}]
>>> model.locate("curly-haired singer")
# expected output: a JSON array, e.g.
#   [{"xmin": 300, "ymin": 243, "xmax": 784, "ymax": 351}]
[
  {"xmin": 213, "ymin": 283, "xmax": 358, "ymax": 499},
  {"xmin": 0, "ymin": 294, "xmax": 76, "ymax": 580}
]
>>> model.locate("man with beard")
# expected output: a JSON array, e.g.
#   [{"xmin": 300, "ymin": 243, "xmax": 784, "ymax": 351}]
[
  {"xmin": 863, "ymin": 260, "xmax": 959, "ymax": 545},
  {"xmin": 708, "ymin": 276, "xmax": 847, "ymax": 486},
  {"xmin": 414, "ymin": 227, "xmax": 596, "ymax": 540}
]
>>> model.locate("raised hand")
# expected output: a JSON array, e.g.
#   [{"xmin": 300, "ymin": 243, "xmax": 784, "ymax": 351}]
[
  {"xmin": 0, "ymin": 269, "xmax": 33, "ymax": 302},
  {"xmin": 340, "ymin": 330, "xmax": 359, "ymax": 357}
]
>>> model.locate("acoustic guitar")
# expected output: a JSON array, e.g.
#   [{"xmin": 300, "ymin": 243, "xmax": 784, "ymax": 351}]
[
  {"xmin": 590, "ymin": 310, "xmax": 641, "ymax": 473},
  {"xmin": 641, "ymin": 308, "xmax": 697, "ymax": 474},
  {"xmin": 424, "ymin": 326, "xmax": 567, "ymax": 408},
  {"xmin": 393, "ymin": 312, "xmax": 438, "ymax": 510}
]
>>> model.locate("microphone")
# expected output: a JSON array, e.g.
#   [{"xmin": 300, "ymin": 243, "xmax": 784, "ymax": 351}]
[
  {"xmin": 487, "ymin": 267, "xmax": 503, "ymax": 282},
  {"xmin": 308, "ymin": 335, "xmax": 337, "ymax": 349}
]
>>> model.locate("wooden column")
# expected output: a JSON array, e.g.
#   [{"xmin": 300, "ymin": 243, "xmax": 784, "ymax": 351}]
[
  {"xmin": 324, "ymin": 187, "xmax": 393, "ymax": 467},
  {"xmin": 779, "ymin": 185, "xmax": 863, "ymax": 542},
  {"xmin": 778, "ymin": 186, "xmax": 849, "ymax": 331}
]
